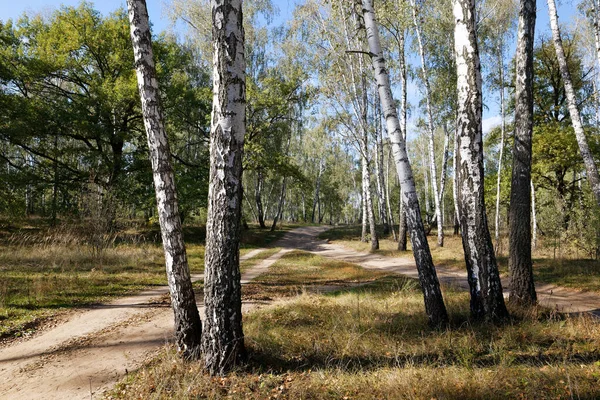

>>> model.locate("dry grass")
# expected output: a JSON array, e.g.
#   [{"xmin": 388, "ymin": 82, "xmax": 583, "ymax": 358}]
[
  {"xmin": 240, "ymin": 247, "xmax": 282, "ymax": 275},
  {"xmin": 320, "ymin": 225, "xmax": 600, "ymax": 294},
  {"xmin": 241, "ymin": 250, "xmax": 389, "ymax": 300},
  {"xmin": 0, "ymin": 222, "xmax": 290, "ymax": 340},
  {"xmin": 108, "ymin": 260, "xmax": 600, "ymax": 399}
]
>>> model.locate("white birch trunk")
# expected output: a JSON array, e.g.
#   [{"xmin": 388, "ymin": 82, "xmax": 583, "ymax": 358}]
[
  {"xmin": 452, "ymin": 127, "xmax": 460, "ymax": 235},
  {"xmin": 203, "ymin": 0, "xmax": 247, "ymax": 375},
  {"xmin": 424, "ymin": 144, "xmax": 430, "ymax": 217},
  {"xmin": 397, "ymin": 26, "xmax": 409, "ymax": 250},
  {"xmin": 361, "ymin": 165, "xmax": 368, "ymax": 242},
  {"xmin": 312, "ymin": 159, "xmax": 324, "ymax": 223},
  {"xmin": 593, "ymin": 0, "xmax": 600, "ymax": 70},
  {"xmin": 410, "ymin": 0, "xmax": 444, "ymax": 247},
  {"xmin": 547, "ymin": 0, "xmax": 600, "ymax": 206},
  {"xmin": 362, "ymin": 136, "xmax": 379, "ymax": 251},
  {"xmin": 494, "ymin": 47, "xmax": 505, "ymax": 253},
  {"xmin": 375, "ymin": 102, "xmax": 390, "ymax": 235},
  {"xmin": 439, "ymin": 123, "xmax": 451, "ymax": 227},
  {"xmin": 362, "ymin": 0, "xmax": 448, "ymax": 327},
  {"xmin": 386, "ymin": 145, "xmax": 398, "ymax": 241},
  {"xmin": 531, "ymin": 180, "xmax": 537, "ymax": 250},
  {"xmin": 453, "ymin": 0, "xmax": 508, "ymax": 320},
  {"xmin": 126, "ymin": 0, "xmax": 202, "ymax": 359}
]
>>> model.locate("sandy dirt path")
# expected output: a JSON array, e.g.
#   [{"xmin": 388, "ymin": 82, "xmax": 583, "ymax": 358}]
[
  {"xmin": 298, "ymin": 226, "xmax": 600, "ymax": 316},
  {"xmin": 0, "ymin": 247, "xmax": 281, "ymax": 400},
  {"xmin": 2, "ymin": 226, "xmax": 599, "ymax": 400}
]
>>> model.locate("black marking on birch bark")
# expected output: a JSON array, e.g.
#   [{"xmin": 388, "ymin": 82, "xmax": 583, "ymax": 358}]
[{"xmin": 127, "ymin": 0, "xmax": 202, "ymax": 360}]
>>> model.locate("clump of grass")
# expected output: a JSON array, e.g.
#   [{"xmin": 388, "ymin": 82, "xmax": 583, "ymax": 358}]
[
  {"xmin": 109, "ymin": 275, "xmax": 600, "ymax": 399},
  {"xmin": 242, "ymin": 251, "xmax": 389, "ymax": 300},
  {"xmin": 241, "ymin": 223, "xmax": 298, "ymax": 249}
]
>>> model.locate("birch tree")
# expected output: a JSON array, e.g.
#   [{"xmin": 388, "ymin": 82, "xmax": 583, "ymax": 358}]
[
  {"xmin": 377, "ymin": 0, "xmax": 410, "ymax": 249},
  {"xmin": 361, "ymin": 0, "xmax": 448, "ymax": 328},
  {"xmin": 126, "ymin": 0, "xmax": 202, "ymax": 359},
  {"xmin": 453, "ymin": 0, "xmax": 509, "ymax": 320},
  {"xmin": 593, "ymin": 0, "xmax": 600, "ymax": 68},
  {"xmin": 508, "ymin": 0, "xmax": 537, "ymax": 306},
  {"xmin": 409, "ymin": 0, "xmax": 445, "ymax": 247},
  {"xmin": 547, "ymin": 0, "xmax": 600, "ymax": 206},
  {"xmin": 203, "ymin": 0, "xmax": 247, "ymax": 375}
]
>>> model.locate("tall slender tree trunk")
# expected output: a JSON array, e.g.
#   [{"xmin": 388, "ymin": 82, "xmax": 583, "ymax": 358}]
[
  {"xmin": 453, "ymin": 0, "xmax": 509, "ymax": 321},
  {"xmin": 375, "ymin": 102, "xmax": 390, "ymax": 235},
  {"xmin": 397, "ymin": 27, "xmax": 408, "ymax": 251},
  {"xmin": 203, "ymin": 0, "xmax": 247, "ymax": 375},
  {"xmin": 410, "ymin": 0, "xmax": 444, "ymax": 247},
  {"xmin": 593, "ymin": 1, "xmax": 600, "ymax": 127},
  {"xmin": 126, "ymin": 0, "xmax": 202, "ymax": 359},
  {"xmin": 531, "ymin": 180, "xmax": 537, "ymax": 250},
  {"xmin": 547, "ymin": 0, "xmax": 600, "ymax": 206},
  {"xmin": 243, "ymin": 190, "xmax": 259, "ymax": 223},
  {"xmin": 439, "ymin": 123, "xmax": 451, "ymax": 229},
  {"xmin": 51, "ymin": 133, "xmax": 59, "ymax": 226},
  {"xmin": 312, "ymin": 159, "xmax": 324, "ymax": 224},
  {"xmin": 362, "ymin": 0, "xmax": 448, "ymax": 328},
  {"xmin": 255, "ymin": 171, "xmax": 266, "ymax": 228},
  {"xmin": 301, "ymin": 192, "xmax": 306, "ymax": 222},
  {"xmin": 509, "ymin": 0, "xmax": 537, "ymax": 306},
  {"xmin": 593, "ymin": 0, "xmax": 600, "ymax": 69},
  {"xmin": 494, "ymin": 45, "xmax": 506, "ymax": 253},
  {"xmin": 386, "ymin": 146, "xmax": 398, "ymax": 241},
  {"xmin": 398, "ymin": 184, "xmax": 408, "ymax": 250},
  {"xmin": 271, "ymin": 177, "xmax": 286, "ymax": 231},
  {"xmin": 362, "ymin": 136, "xmax": 379, "ymax": 251},
  {"xmin": 452, "ymin": 129, "xmax": 460, "ymax": 235}
]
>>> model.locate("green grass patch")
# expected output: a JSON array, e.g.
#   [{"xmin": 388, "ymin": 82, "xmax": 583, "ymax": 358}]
[
  {"xmin": 239, "ymin": 247, "xmax": 282, "ymax": 275},
  {"xmin": 0, "ymin": 221, "xmax": 297, "ymax": 340},
  {"xmin": 110, "ymin": 272, "xmax": 600, "ymax": 399},
  {"xmin": 241, "ymin": 223, "xmax": 298, "ymax": 249},
  {"xmin": 242, "ymin": 250, "xmax": 389, "ymax": 300}
]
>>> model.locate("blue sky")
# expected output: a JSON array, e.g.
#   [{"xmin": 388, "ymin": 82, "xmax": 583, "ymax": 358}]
[
  {"xmin": 0, "ymin": 0, "xmax": 297, "ymax": 32},
  {"xmin": 0, "ymin": 0, "xmax": 582, "ymax": 134}
]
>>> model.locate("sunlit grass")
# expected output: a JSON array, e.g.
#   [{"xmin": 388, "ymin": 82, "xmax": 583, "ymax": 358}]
[
  {"xmin": 242, "ymin": 250, "xmax": 389, "ymax": 300},
  {"xmin": 110, "ymin": 259, "xmax": 600, "ymax": 399},
  {"xmin": 321, "ymin": 225, "xmax": 600, "ymax": 293},
  {"xmin": 0, "ymin": 222, "xmax": 293, "ymax": 340}
]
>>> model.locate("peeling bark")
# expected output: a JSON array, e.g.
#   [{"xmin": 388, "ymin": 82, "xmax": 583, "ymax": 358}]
[
  {"xmin": 509, "ymin": 0, "xmax": 537, "ymax": 306},
  {"xmin": 453, "ymin": 0, "xmax": 508, "ymax": 320},
  {"xmin": 126, "ymin": 0, "xmax": 202, "ymax": 359},
  {"xmin": 362, "ymin": 0, "xmax": 448, "ymax": 328},
  {"xmin": 203, "ymin": 0, "xmax": 247, "ymax": 375}
]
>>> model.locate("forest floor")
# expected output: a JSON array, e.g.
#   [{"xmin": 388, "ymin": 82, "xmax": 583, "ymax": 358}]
[{"xmin": 1, "ymin": 226, "xmax": 600, "ymax": 399}]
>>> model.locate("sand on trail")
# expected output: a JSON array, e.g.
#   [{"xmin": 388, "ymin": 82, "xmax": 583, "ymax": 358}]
[{"xmin": 1, "ymin": 225, "xmax": 599, "ymax": 400}]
